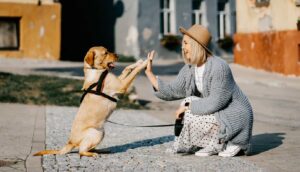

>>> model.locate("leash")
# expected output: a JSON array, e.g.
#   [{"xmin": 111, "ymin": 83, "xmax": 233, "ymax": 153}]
[
  {"xmin": 107, "ymin": 120, "xmax": 174, "ymax": 127},
  {"xmin": 80, "ymin": 70, "xmax": 118, "ymax": 103}
]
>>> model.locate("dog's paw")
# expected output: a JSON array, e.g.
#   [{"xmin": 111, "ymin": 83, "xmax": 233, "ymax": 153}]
[
  {"xmin": 139, "ymin": 59, "xmax": 149, "ymax": 68},
  {"xmin": 92, "ymin": 153, "xmax": 99, "ymax": 158},
  {"xmin": 136, "ymin": 59, "xmax": 143, "ymax": 64}
]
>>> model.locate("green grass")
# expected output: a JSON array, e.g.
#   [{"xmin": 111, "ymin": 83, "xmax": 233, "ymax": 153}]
[{"xmin": 0, "ymin": 72, "xmax": 145, "ymax": 109}]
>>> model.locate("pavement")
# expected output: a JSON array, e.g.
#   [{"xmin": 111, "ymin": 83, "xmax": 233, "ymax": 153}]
[{"xmin": 0, "ymin": 57, "xmax": 300, "ymax": 171}]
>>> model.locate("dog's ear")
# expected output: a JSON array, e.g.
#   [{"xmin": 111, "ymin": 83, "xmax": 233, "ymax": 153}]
[{"xmin": 84, "ymin": 50, "xmax": 95, "ymax": 67}]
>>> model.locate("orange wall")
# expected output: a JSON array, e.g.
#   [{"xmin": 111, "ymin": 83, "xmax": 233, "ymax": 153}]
[
  {"xmin": 0, "ymin": 3, "xmax": 61, "ymax": 60},
  {"xmin": 234, "ymin": 31, "xmax": 300, "ymax": 76}
]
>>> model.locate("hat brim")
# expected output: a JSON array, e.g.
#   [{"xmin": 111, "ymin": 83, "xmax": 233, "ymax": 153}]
[{"xmin": 179, "ymin": 27, "xmax": 213, "ymax": 55}]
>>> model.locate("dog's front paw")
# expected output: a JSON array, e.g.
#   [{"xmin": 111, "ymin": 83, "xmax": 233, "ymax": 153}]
[
  {"xmin": 137, "ymin": 59, "xmax": 148, "ymax": 69},
  {"xmin": 136, "ymin": 59, "xmax": 143, "ymax": 64}
]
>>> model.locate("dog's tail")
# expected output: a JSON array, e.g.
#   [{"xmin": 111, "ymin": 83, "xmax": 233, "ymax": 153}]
[{"xmin": 33, "ymin": 143, "xmax": 74, "ymax": 156}]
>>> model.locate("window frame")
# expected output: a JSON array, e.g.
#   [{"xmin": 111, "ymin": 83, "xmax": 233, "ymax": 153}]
[{"xmin": 160, "ymin": 0, "xmax": 176, "ymax": 35}]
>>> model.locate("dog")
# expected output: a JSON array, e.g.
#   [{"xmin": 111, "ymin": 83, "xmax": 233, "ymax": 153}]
[{"xmin": 34, "ymin": 46, "xmax": 148, "ymax": 157}]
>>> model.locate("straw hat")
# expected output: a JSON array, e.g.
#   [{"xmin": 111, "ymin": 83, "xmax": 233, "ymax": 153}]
[{"xmin": 179, "ymin": 24, "xmax": 213, "ymax": 55}]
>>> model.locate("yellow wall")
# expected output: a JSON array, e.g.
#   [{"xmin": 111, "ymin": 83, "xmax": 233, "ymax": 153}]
[
  {"xmin": 0, "ymin": 2, "xmax": 61, "ymax": 60},
  {"xmin": 236, "ymin": 0, "xmax": 300, "ymax": 33}
]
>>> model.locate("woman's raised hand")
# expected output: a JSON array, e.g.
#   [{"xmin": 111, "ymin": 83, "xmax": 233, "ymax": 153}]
[
  {"xmin": 145, "ymin": 50, "xmax": 155, "ymax": 74},
  {"xmin": 144, "ymin": 50, "xmax": 159, "ymax": 90}
]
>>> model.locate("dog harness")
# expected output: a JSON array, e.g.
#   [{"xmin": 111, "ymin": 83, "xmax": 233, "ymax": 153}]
[{"xmin": 80, "ymin": 70, "xmax": 118, "ymax": 103}]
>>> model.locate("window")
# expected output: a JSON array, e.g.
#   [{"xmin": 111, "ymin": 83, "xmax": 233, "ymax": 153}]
[
  {"xmin": 217, "ymin": 0, "xmax": 230, "ymax": 39},
  {"xmin": 0, "ymin": 17, "xmax": 20, "ymax": 50},
  {"xmin": 160, "ymin": 0, "xmax": 176, "ymax": 35},
  {"xmin": 192, "ymin": 0, "xmax": 207, "ymax": 26}
]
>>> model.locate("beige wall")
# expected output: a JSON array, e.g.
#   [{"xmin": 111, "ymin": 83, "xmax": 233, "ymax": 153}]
[
  {"xmin": 0, "ymin": 2, "xmax": 61, "ymax": 60},
  {"xmin": 236, "ymin": 0, "xmax": 300, "ymax": 33}
]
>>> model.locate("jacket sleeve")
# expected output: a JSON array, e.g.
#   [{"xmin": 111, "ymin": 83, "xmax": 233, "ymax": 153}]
[
  {"xmin": 190, "ymin": 63, "xmax": 234, "ymax": 115},
  {"xmin": 153, "ymin": 65, "xmax": 188, "ymax": 101}
]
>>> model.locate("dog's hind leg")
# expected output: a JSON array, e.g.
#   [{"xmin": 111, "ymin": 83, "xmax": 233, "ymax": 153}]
[
  {"xmin": 59, "ymin": 142, "xmax": 75, "ymax": 154},
  {"xmin": 79, "ymin": 128, "xmax": 104, "ymax": 158}
]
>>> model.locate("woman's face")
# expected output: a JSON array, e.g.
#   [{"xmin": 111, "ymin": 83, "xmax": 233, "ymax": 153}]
[{"xmin": 182, "ymin": 35, "xmax": 191, "ymax": 63}]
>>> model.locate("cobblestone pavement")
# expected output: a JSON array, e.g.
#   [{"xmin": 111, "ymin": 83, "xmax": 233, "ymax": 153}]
[{"xmin": 42, "ymin": 106, "xmax": 263, "ymax": 172}]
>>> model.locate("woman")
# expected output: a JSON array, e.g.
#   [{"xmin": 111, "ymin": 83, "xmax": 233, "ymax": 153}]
[{"xmin": 144, "ymin": 24, "xmax": 253, "ymax": 157}]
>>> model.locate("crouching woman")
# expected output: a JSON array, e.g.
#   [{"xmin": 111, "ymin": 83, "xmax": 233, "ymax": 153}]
[{"xmin": 144, "ymin": 25, "xmax": 253, "ymax": 157}]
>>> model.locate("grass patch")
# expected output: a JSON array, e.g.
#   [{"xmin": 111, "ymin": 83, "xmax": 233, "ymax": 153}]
[{"xmin": 0, "ymin": 72, "xmax": 145, "ymax": 109}]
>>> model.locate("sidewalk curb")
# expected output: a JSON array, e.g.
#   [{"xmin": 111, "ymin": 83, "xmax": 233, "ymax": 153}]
[{"xmin": 25, "ymin": 107, "xmax": 46, "ymax": 172}]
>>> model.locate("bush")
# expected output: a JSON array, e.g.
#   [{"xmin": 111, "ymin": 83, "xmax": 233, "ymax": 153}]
[
  {"xmin": 118, "ymin": 55, "xmax": 136, "ymax": 63},
  {"xmin": 217, "ymin": 36, "xmax": 234, "ymax": 51},
  {"xmin": 160, "ymin": 35, "xmax": 182, "ymax": 52}
]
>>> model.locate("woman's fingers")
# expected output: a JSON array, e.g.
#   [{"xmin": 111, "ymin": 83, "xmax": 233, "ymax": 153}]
[
  {"xmin": 146, "ymin": 50, "xmax": 155, "ymax": 72},
  {"xmin": 149, "ymin": 50, "xmax": 155, "ymax": 61}
]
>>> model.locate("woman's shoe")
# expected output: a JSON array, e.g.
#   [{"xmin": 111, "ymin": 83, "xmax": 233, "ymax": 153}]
[
  {"xmin": 195, "ymin": 147, "xmax": 218, "ymax": 157},
  {"xmin": 218, "ymin": 143, "xmax": 241, "ymax": 157}
]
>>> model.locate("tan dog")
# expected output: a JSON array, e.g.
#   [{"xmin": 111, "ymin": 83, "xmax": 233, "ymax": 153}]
[{"xmin": 34, "ymin": 46, "xmax": 148, "ymax": 157}]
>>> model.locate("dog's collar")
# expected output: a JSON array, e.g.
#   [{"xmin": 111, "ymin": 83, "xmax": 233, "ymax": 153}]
[{"xmin": 80, "ymin": 70, "xmax": 118, "ymax": 103}]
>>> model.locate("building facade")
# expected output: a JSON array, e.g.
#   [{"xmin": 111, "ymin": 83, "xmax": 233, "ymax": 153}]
[
  {"xmin": 115, "ymin": 0, "xmax": 236, "ymax": 60},
  {"xmin": 0, "ymin": 0, "xmax": 61, "ymax": 60},
  {"xmin": 234, "ymin": 0, "xmax": 300, "ymax": 76}
]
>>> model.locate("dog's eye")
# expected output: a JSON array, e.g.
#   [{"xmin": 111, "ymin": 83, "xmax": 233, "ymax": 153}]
[{"xmin": 104, "ymin": 52, "xmax": 108, "ymax": 55}]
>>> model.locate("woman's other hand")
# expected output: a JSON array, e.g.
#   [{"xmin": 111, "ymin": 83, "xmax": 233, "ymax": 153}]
[{"xmin": 176, "ymin": 105, "xmax": 187, "ymax": 119}]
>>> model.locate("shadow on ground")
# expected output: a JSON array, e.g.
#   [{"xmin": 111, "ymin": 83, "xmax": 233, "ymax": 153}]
[
  {"xmin": 93, "ymin": 135, "xmax": 174, "ymax": 154},
  {"xmin": 250, "ymin": 132, "xmax": 285, "ymax": 155}
]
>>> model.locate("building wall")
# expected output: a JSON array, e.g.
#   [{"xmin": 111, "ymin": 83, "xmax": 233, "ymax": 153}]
[
  {"xmin": 116, "ymin": 0, "xmax": 192, "ymax": 60},
  {"xmin": 0, "ymin": 2, "xmax": 61, "ymax": 60},
  {"xmin": 206, "ymin": 0, "xmax": 218, "ymax": 41},
  {"xmin": 114, "ymin": 0, "xmax": 139, "ymax": 58},
  {"xmin": 176, "ymin": 0, "xmax": 192, "ymax": 32},
  {"xmin": 234, "ymin": 0, "xmax": 300, "ymax": 76},
  {"xmin": 114, "ymin": 0, "xmax": 237, "ymax": 60},
  {"xmin": 137, "ymin": 0, "xmax": 162, "ymax": 59},
  {"xmin": 237, "ymin": 0, "xmax": 300, "ymax": 33}
]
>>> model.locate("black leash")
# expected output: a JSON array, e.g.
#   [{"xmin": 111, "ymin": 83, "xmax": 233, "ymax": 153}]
[
  {"xmin": 107, "ymin": 120, "xmax": 174, "ymax": 127},
  {"xmin": 80, "ymin": 70, "xmax": 118, "ymax": 103}
]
